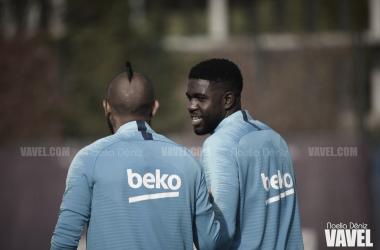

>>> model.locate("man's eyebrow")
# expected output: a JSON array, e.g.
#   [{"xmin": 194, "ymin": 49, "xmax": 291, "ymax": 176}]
[
  {"xmin": 194, "ymin": 93, "xmax": 207, "ymax": 97},
  {"xmin": 186, "ymin": 92, "xmax": 208, "ymax": 98}
]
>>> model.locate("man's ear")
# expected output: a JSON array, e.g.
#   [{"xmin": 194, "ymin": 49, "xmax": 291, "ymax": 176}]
[
  {"xmin": 223, "ymin": 92, "xmax": 235, "ymax": 110},
  {"xmin": 103, "ymin": 100, "xmax": 111, "ymax": 117},
  {"xmin": 151, "ymin": 100, "xmax": 159, "ymax": 117}
]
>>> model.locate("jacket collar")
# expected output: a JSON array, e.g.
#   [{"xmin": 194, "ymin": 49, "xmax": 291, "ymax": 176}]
[
  {"xmin": 116, "ymin": 121, "xmax": 156, "ymax": 134},
  {"xmin": 211, "ymin": 110, "xmax": 251, "ymax": 134}
]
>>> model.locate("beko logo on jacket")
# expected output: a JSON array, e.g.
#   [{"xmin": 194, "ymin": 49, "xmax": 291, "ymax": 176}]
[
  {"xmin": 127, "ymin": 169, "xmax": 181, "ymax": 203},
  {"xmin": 261, "ymin": 170, "xmax": 294, "ymax": 205}
]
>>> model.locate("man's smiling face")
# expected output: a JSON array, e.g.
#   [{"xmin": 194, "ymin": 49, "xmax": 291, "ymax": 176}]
[{"xmin": 186, "ymin": 79, "xmax": 225, "ymax": 135}]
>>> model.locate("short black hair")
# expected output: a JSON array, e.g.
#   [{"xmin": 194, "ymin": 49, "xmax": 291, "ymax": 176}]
[
  {"xmin": 188, "ymin": 58, "xmax": 243, "ymax": 97},
  {"xmin": 125, "ymin": 61, "xmax": 133, "ymax": 82}
]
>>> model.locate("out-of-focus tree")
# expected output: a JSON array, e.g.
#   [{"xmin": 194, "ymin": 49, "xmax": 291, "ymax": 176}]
[
  {"xmin": 0, "ymin": 37, "xmax": 63, "ymax": 142},
  {"xmin": 62, "ymin": 0, "xmax": 189, "ymax": 137},
  {"xmin": 0, "ymin": 0, "xmax": 371, "ymax": 142}
]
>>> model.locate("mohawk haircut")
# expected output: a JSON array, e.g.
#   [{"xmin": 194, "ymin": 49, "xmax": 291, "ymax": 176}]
[
  {"xmin": 105, "ymin": 61, "xmax": 155, "ymax": 118},
  {"xmin": 189, "ymin": 58, "xmax": 243, "ymax": 97},
  {"xmin": 126, "ymin": 61, "xmax": 133, "ymax": 82}
]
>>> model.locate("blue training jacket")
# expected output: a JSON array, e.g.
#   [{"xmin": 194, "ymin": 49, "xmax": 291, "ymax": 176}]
[
  {"xmin": 51, "ymin": 121, "xmax": 220, "ymax": 250},
  {"xmin": 200, "ymin": 110, "xmax": 304, "ymax": 250}
]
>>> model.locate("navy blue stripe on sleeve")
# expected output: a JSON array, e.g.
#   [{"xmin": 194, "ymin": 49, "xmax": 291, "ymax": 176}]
[
  {"xmin": 136, "ymin": 121, "xmax": 153, "ymax": 140},
  {"xmin": 242, "ymin": 111, "xmax": 261, "ymax": 130}
]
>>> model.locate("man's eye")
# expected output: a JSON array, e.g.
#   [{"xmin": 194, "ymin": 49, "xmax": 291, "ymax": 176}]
[{"xmin": 198, "ymin": 97, "xmax": 205, "ymax": 101}]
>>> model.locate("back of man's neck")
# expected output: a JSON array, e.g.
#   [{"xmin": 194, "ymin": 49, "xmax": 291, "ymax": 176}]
[{"xmin": 114, "ymin": 117, "xmax": 150, "ymax": 133}]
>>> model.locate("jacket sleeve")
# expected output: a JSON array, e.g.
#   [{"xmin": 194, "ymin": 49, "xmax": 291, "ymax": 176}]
[
  {"xmin": 200, "ymin": 139, "xmax": 240, "ymax": 250},
  {"xmin": 51, "ymin": 148, "xmax": 94, "ymax": 250},
  {"xmin": 193, "ymin": 160, "xmax": 221, "ymax": 250}
]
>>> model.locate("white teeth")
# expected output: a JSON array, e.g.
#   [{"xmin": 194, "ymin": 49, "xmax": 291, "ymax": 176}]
[{"xmin": 192, "ymin": 117, "xmax": 201, "ymax": 121}]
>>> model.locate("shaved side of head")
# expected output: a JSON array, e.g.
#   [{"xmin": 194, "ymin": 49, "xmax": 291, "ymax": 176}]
[{"xmin": 106, "ymin": 63, "xmax": 155, "ymax": 121}]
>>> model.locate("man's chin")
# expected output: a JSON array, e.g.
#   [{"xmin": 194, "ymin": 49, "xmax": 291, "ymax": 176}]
[{"xmin": 193, "ymin": 126, "xmax": 208, "ymax": 136}]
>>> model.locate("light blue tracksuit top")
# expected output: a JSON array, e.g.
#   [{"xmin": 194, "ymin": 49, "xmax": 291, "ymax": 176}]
[
  {"xmin": 201, "ymin": 110, "xmax": 304, "ymax": 250},
  {"xmin": 51, "ymin": 121, "xmax": 220, "ymax": 250}
]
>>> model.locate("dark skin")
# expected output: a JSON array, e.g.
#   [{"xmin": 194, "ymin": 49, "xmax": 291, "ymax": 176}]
[
  {"xmin": 187, "ymin": 78, "xmax": 241, "ymax": 200},
  {"xmin": 186, "ymin": 79, "xmax": 242, "ymax": 135}
]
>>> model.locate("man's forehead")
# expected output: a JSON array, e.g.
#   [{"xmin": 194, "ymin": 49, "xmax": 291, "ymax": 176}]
[{"xmin": 187, "ymin": 79, "xmax": 211, "ymax": 92}]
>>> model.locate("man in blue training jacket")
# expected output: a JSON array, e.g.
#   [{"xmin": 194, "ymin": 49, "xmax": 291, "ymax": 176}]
[
  {"xmin": 51, "ymin": 62, "xmax": 220, "ymax": 250},
  {"xmin": 186, "ymin": 59, "xmax": 304, "ymax": 250}
]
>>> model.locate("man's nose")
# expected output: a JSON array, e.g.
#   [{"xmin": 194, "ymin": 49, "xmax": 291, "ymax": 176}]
[{"xmin": 188, "ymin": 99, "xmax": 197, "ymax": 112}]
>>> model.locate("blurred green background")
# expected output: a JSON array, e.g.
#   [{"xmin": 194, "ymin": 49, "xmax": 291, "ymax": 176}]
[
  {"xmin": 1, "ymin": 1, "xmax": 380, "ymax": 249},
  {"xmin": 1, "ymin": 0, "xmax": 370, "ymax": 141}
]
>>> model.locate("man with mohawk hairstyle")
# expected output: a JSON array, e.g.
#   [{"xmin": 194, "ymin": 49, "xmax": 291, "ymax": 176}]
[
  {"xmin": 104, "ymin": 61, "xmax": 156, "ymax": 134},
  {"xmin": 51, "ymin": 62, "xmax": 221, "ymax": 250}
]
